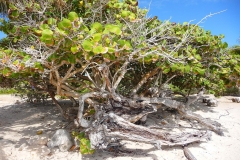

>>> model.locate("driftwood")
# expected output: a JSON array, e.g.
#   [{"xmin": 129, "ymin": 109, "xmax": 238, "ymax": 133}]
[
  {"xmin": 183, "ymin": 146, "xmax": 197, "ymax": 160},
  {"xmin": 87, "ymin": 111, "xmax": 211, "ymax": 150},
  {"xmin": 72, "ymin": 90, "xmax": 223, "ymax": 151}
]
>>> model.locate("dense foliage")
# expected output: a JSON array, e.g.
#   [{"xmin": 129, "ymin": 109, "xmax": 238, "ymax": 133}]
[
  {"xmin": 0, "ymin": 0, "xmax": 232, "ymax": 96},
  {"xmin": 0, "ymin": 0, "xmax": 238, "ymax": 154},
  {"xmin": 224, "ymin": 46, "xmax": 240, "ymax": 87}
]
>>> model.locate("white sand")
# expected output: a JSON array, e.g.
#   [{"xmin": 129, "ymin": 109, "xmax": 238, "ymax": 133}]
[{"xmin": 0, "ymin": 94, "xmax": 240, "ymax": 160}]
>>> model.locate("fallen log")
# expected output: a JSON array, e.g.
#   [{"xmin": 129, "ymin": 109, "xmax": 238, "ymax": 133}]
[{"xmin": 88, "ymin": 112, "xmax": 211, "ymax": 149}]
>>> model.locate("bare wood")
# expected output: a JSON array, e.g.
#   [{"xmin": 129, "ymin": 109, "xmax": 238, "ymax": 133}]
[
  {"xmin": 178, "ymin": 110, "xmax": 223, "ymax": 136},
  {"xmin": 117, "ymin": 96, "xmax": 223, "ymax": 135},
  {"xmin": 154, "ymin": 69, "xmax": 162, "ymax": 86},
  {"xmin": 89, "ymin": 112, "xmax": 211, "ymax": 149},
  {"xmin": 76, "ymin": 92, "xmax": 109, "ymax": 128},
  {"xmin": 61, "ymin": 64, "xmax": 74, "ymax": 82},
  {"xmin": 101, "ymin": 64, "xmax": 112, "ymax": 92},
  {"xmin": 183, "ymin": 146, "xmax": 197, "ymax": 160},
  {"xmin": 154, "ymin": 98, "xmax": 223, "ymax": 135},
  {"xmin": 162, "ymin": 75, "xmax": 177, "ymax": 87},
  {"xmin": 69, "ymin": 96, "xmax": 78, "ymax": 107},
  {"xmin": 113, "ymin": 61, "xmax": 129, "ymax": 90},
  {"xmin": 128, "ymin": 106, "xmax": 156, "ymax": 123},
  {"xmin": 131, "ymin": 67, "xmax": 159, "ymax": 96}
]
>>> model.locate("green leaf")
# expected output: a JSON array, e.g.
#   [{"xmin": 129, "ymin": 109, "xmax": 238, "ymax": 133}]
[
  {"xmin": 78, "ymin": 87, "xmax": 91, "ymax": 93},
  {"xmin": 101, "ymin": 47, "xmax": 108, "ymax": 54},
  {"xmin": 103, "ymin": 53, "xmax": 115, "ymax": 61},
  {"xmin": 58, "ymin": 18, "xmax": 72, "ymax": 30},
  {"xmin": 91, "ymin": 22, "xmax": 102, "ymax": 33},
  {"xmin": 2, "ymin": 68, "xmax": 11, "ymax": 76},
  {"xmin": 108, "ymin": 47, "xmax": 115, "ymax": 53},
  {"xmin": 88, "ymin": 109, "xmax": 95, "ymax": 115},
  {"xmin": 71, "ymin": 45, "xmax": 79, "ymax": 54},
  {"xmin": 84, "ymin": 51, "xmax": 94, "ymax": 61},
  {"xmin": 23, "ymin": 55, "xmax": 31, "ymax": 62},
  {"xmin": 48, "ymin": 18, "xmax": 57, "ymax": 25},
  {"xmin": 67, "ymin": 54, "xmax": 76, "ymax": 63},
  {"xmin": 11, "ymin": 10, "xmax": 19, "ymax": 18},
  {"xmin": 33, "ymin": 29, "xmax": 42, "ymax": 36},
  {"xmin": 41, "ymin": 29, "xmax": 53, "ymax": 41},
  {"xmin": 80, "ymin": 25, "xmax": 89, "ymax": 32},
  {"xmin": 176, "ymin": 31, "xmax": 181, "ymax": 35},
  {"xmin": 195, "ymin": 54, "xmax": 201, "ymax": 60},
  {"xmin": 55, "ymin": 27, "xmax": 67, "ymax": 36},
  {"xmin": 143, "ymin": 55, "xmax": 153, "ymax": 63},
  {"xmin": 80, "ymin": 138, "xmax": 95, "ymax": 154},
  {"xmin": 93, "ymin": 45, "xmax": 103, "ymax": 54},
  {"xmin": 184, "ymin": 65, "xmax": 191, "ymax": 73},
  {"xmin": 9, "ymin": 26, "xmax": 17, "ymax": 34},
  {"xmin": 82, "ymin": 40, "xmax": 93, "ymax": 52},
  {"xmin": 118, "ymin": 40, "xmax": 125, "ymax": 47},
  {"xmin": 40, "ymin": 24, "xmax": 49, "ymax": 30},
  {"xmin": 171, "ymin": 64, "xmax": 178, "ymax": 72},
  {"xmin": 123, "ymin": 41, "xmax": 132, "ymax": 50},
  {"xmin": 92, "ymin": 33, "xmax": 102, "ymax": 42},
  {"xmin": 110, "ymin": 26, "xmax": 122, "ymax": 35},
  {"xmin": 20, "ymin": 26, "xmax": 29, "ymax": 33},
  {"xmin": 68, "ymin": 12, "xmax": 79, "ymax": 21},
  {"xmin": 234, "ymin": 65, "xmax": 240, "ymax": 73},
  {"xmin": 178, "ymin": 65, "xmax": 185, "ymax": 73},
  {"xmin": 163, "ymin": 68, "xmax": 170, "ymax": 74},
  {"xmin": 34, "ymin": 3, "xmax": 41, "ymax": 10},
  {"xmin": 4, "ymin": 49, "xmax": 12, "ymax": 55},
  {"xmin": 173, "ymin": 52, "xmax": 178, "ymax": 58},
  {"xmin": 196, "ymin": 68, "xmax": 205, "ymax": 75},
  {"xmin": 13, "ymin": 60, "xmax": 19, "ymax": 65},
  {"xmin": 34, "ymin": 62, "xmax": 44, "ymax": 71},
  {"xmin": 118, "ymin": 40, "xmax": 132, "ymax": 50},
  {"xmin": 222, "ymin": 42, "xmax": 228, "ymax": 48},
  {"xmin": 129, "ymin": 13, "xmax": 136, "ymax": 21},
  {"xmin": 106, "ymin": 24, "xmax": 122, "ymax": 35},
  {"xmin": 77, "ymin": 132, "xmax": 85, "ymax": 139},
  {"xmin": 9, "ymin": 4, "xmax": 17, "ymax": 10},
  {"xmin": 41, "ymin": 39, "xmax": 54, "ymax": 46},
  {"xmin": 121, "ymin": 10, "xmax": 130, "ymax": 17},
  {"xmin": 72, "ymin": 132, "xmax": 94, "ymax": 154}
]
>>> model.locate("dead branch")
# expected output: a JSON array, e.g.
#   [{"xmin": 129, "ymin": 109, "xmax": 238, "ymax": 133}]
[
  {"xmin": 183, "ymin": 146, "xmax": 197, "ymax": 160},
  {"xmin": 76, "ymin": 92, "xmax": 109, "ymax": 128},
  {"xmin": 110, "ymin": 96, "xmax": 223, "ymax": 135},
  {"xmin": 131, "ymin": 67, "xmax": 159, "ymax": 96},
  {"xmin": 88, "ymin": 112, "xmax": 211, "ymax": 150}
]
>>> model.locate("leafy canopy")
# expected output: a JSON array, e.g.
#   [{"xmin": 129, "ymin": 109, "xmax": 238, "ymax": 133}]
[{"xmin": 0, "ymin": 0, "xmax": 234, "ymax": 98}]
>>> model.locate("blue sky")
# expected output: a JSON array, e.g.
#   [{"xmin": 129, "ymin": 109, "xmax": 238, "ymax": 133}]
[{"xmin": 139, "ymin": 0, "xmax": 240, "ymax": 47}]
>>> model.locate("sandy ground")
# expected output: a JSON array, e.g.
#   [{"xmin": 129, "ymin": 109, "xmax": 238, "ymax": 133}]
[{"xmin": 0, "ymin": 94, "xmax": 240, "ymax": 160}]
